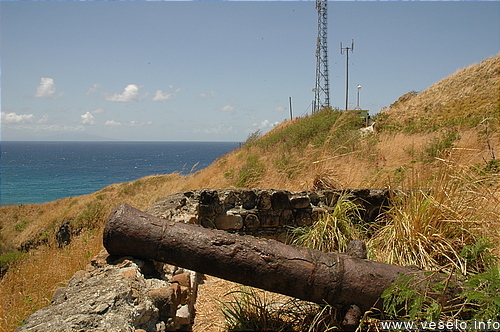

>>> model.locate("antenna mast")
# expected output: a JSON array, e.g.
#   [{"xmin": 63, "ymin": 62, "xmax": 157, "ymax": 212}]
[
  {"xmin": 340, "ymin": 39, "xmax": 354, "ymax": 111},
  {"xmin": 314, "ymin": 0, "xmax": 330, "ymax": 113}
]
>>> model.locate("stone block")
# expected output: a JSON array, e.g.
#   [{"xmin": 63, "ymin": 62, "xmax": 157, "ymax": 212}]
[
  {"xmin": 258, "ymin": 210, "xmax": 280, "ymax": 227},
  {"xmin": 198, "ymin": 204, "xmax": 216, "ymax": 217},
  {"xmin": 176, "ymin": 304, "xmax": 192, "ymax": 326},
  {"xmin": 311, "ymin": 207, "xmax": 327, "ymax": 221},
  {"xmin": 244, "ymin": 213, "xmax": 260, "ymax": 229},
  {"xmin": 214, "ymin": 213, "xmax": 243, "ymax": 230},
  {"xmin": 280, "ymin": 209, "xmax": 294, "ymax": 226},
  {"xmin": 257, "ymin": 191, "xmax": 272, "ymax": 210},
  {"xmin": 271, "ymin": 191, "xmax": 291, "ymax": 210},
  {"xmin": 148, "ymin": 286, "xmax": 176, "ymax": 318},
  {"xmin": 296, "ymin": 209, "xmax": 313, "ymax": 226},
  {"xmin": 241, "ymin": 190, "xmax": 257, "ymax": 209},
  {"xmin": 290, "ymin": 196, "xmax": 311, "ymax": 209},
  {"xmin": 170, "ymin": 272, "xmax": 191, "ymax": 289},
  {"xmin": 200, "ymin": 218, "xmax": 215, "ymax": 229}
]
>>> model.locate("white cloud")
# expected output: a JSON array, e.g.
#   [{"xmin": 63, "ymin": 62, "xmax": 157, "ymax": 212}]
[
  {"xmin": 1, "ymin": 112, "xmax": 34, "ymax": 124},
  {"xmin": 38, "ymin": 114, "xmax": 49, "ymax": 124},
  {"xmin": 193, "ymin": 124, "xmax": 235, "ymax": 135},
  {"xmin": 34, "ymin": 77, "xmax": 62, "ymax": 99},
  {"xmin": 85, "ymin": 83, "xmax": 101, "ymax": 95},
  {"xmin": 252, "ymin": 119, "xmax": 279, "ymax": 130},
  {"xmin": 104, "ymin": 120, "xmax": 122, "ymax": 127},
  {"xmin": 104, "ymin": 119, "xmax": 153, "ymax": 127},
  {"xmin": 200, "ymin": 90, "xmax": 217, "ymax": 99},
  {"xmin": 81, "ymin": 111, "xmax": 95, "ymax": 125},
  {"xmin": 221, "ymin": 104, "xmax": 235, "ymax": 112},
  {"xmin": 153, "ymin": 87, "xmax": 181, "ymax": 101},
  {"xmin": 274, "ymin": 106, "xmax": 286, "ymax": 112},
  {"xmin": 91, "ymin": 108, "xmax": 105, "ymax": 114},
  {"xmin": 105, "ymin": 84, "xmax": 140, "ymax": 102}
]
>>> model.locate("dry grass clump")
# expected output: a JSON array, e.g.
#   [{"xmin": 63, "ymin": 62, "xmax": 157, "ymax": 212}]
[
  {"xmin": 369, "ymin": 159, "xmax": 499, "ymax": 273},
  {"xmin": 288, "ymin": 195, "xmax": 365, "ymax": 253}
]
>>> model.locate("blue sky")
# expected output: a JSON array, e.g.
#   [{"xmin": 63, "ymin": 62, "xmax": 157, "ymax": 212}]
[{"xmin": 1, "ymin": 1, "xmax": 499, "ymax": 142}]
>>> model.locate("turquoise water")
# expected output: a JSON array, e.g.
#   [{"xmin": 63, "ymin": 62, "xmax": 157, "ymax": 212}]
[{"xmin": 1, "ymin": 141, "xmax": 239, "ymax": 205}]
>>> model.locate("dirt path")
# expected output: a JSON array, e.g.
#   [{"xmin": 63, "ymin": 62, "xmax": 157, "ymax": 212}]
[{"xmin": 192, "ymin": 275, "xmax": 239, "ymax": 331}]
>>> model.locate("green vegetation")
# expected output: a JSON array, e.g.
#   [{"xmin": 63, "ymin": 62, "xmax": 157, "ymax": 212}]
[
  {"xmin": 381, "ymin": 241, "xmax": 499, "ymax": 323},
  {"xmin": 220, "ymin": 287, "xmax": 329, "ymax": 332},
  {"xmin": 288, "ymin": 195, "xmax": 364, "ymax": 253},
  {"xmin": 14, "ymin": 220, "xmax": 32, "ymax": 232},
  {"xmin": 71, "ymin": 201, "xmax": 106, "ymax": 232},
  {"xmin": 0, "ymin": 250, "xmax": 26, "ymax": 276},
  {"xmin": 235, "ymin": 154, "xmax": 265, "ymax": 187},
  {"xmin": 253, "ymin": 108, "xmax": 344, "ymax": 151},
  {"xmin": 423, "ymin": 129, "xmax": 460, "ymax": 162}
]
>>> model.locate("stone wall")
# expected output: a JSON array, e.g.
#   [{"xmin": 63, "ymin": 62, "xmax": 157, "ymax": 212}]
[{"xmin": 146, "ymin": 188, "xmax": 391, "ymax": 240}]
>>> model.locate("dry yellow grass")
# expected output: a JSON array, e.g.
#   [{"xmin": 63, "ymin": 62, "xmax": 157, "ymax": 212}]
[{"xmin": 378, "ymin": 54, "xmax": 499, "ymax": 132}]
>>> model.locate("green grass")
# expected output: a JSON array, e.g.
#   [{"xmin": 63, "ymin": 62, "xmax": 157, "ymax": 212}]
[
  {"xmin": 287, "ymin": 195, "xmax": 365, "ymax": 253},
  {"xmin": 252, "ymin": 108, "xmax": 349, "ymax": 152},
  {"xmin": 235, "ymin": 154, "xmax": 265, "ymax": 187},
  {"xmin": 220, "ymin": 287, "xmax": 330, "ymax": 332}
]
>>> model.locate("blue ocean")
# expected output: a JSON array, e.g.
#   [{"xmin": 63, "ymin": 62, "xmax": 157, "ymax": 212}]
[{"xmin": 1, "ymin": 141, "xmax": 239, "ymax": 206}]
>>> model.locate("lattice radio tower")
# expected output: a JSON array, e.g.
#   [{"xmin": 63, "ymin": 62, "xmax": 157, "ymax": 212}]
[{"xmin": 313, "ymin": 0, "xmax": 330, "ymax": 113}]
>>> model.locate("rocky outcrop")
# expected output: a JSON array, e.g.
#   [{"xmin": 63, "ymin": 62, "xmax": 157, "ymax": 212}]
[{"xmin": 16, "ymin": 251, "xmax": 199, "ymax": 332}]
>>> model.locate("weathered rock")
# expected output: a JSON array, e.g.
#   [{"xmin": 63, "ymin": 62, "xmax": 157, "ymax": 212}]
[
  {"xmin": 16, "ymin": 251, "xmax": 196, "ymax": 332},
  {"xmin": 144, "ymin": 189, "xmax": 393, "ymax": 237}
]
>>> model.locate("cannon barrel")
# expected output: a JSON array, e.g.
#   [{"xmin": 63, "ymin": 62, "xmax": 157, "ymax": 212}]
[{"xmin": 103, "ymin": 203, "xmax": 415, "ymax": 312}]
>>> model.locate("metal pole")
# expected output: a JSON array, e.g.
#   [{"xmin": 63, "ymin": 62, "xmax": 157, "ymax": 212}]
[
  {"xmin": 341, "ymin": 40, "xmax": 354, "ymax": 112},
  {"xmin": 345, "ymin": 50, "xmax": 349, "ymax": 111},
  {"xmin": 289, "ymin": 97, "xmax": 293, "ymax": 120}
]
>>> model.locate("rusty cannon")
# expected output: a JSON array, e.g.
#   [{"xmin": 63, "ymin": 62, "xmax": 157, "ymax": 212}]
[{"xmin": 104, "ymin": 203, "xmax": 420, "ymax": 312}]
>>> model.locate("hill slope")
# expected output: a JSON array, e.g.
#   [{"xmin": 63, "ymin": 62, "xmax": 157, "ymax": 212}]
[{"xmin": 1, "ymin": 54, "xmax": 499, "ymax": 330}]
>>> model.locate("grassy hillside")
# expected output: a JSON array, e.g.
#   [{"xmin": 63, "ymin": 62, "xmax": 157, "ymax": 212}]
[{"xmin": 1, "ymin": 54, "xmax": 499, "ymax": 330}]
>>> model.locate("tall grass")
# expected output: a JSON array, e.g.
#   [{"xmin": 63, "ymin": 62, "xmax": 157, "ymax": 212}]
[
  {"xmin": 288, "ymin": 195, "xmax": 365, "ymax": 253},
  {"xmin": 369, "ymin": 160, "xmax": 499, "ymax": 274},
  {"xmin": 220, "ymin": 286, "xmax": 327, "ymax": 332}
]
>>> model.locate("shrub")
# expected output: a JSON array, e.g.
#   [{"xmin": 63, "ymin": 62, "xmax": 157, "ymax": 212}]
[{"xmin": 369, "ymin": 161, "xmax": 498, "ymax": 273}]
